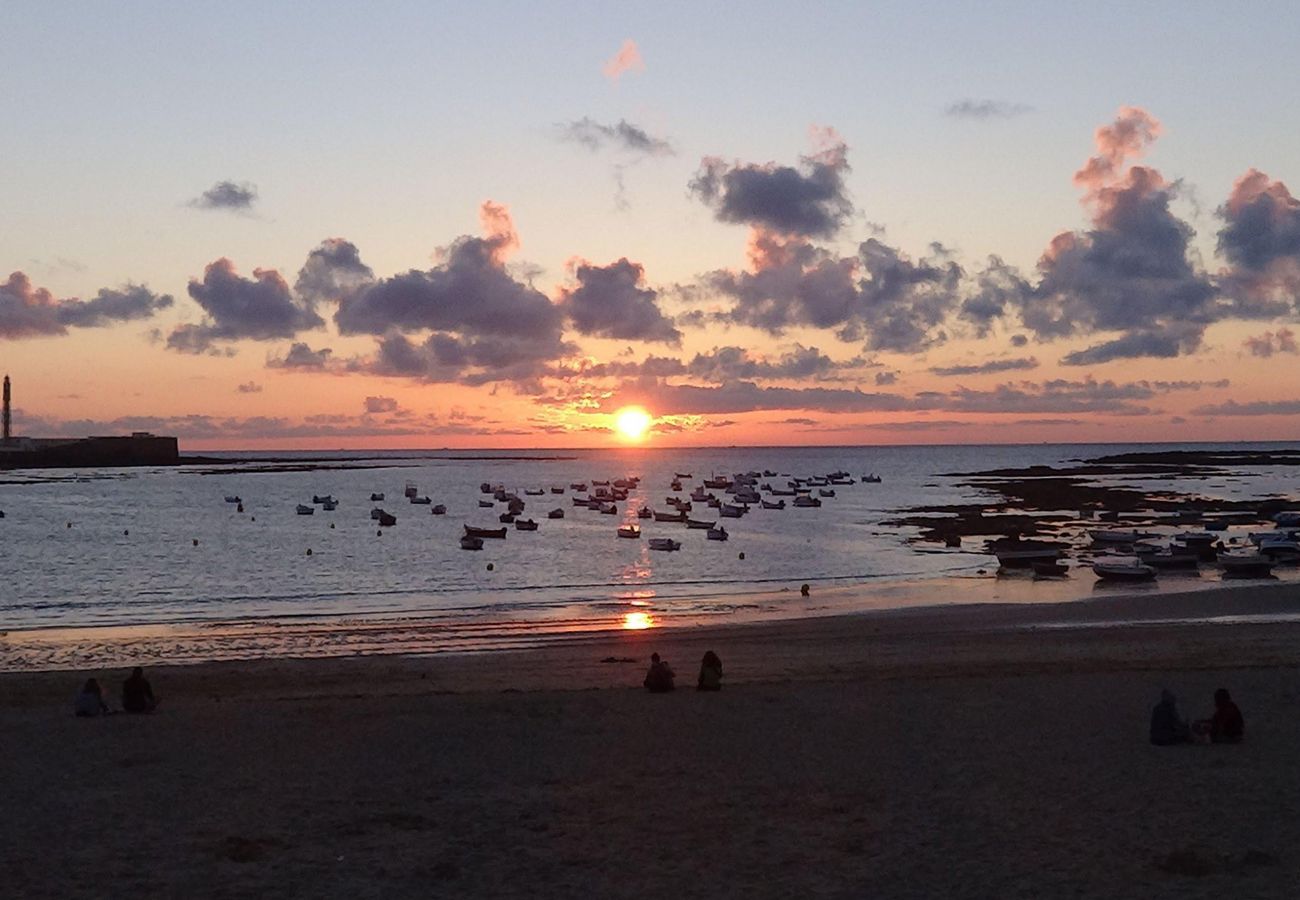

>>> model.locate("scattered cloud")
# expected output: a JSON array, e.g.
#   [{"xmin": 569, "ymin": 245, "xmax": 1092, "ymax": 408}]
[
  {"xmin": 1, "ymin": 272, "xmax": 172, "ymax": 340},
  {"xmin": 236, "ymin": 381, "xmax": 262, "ymax": 393},
  {"xmin": 189, "ymin": 180, "xmax": 258, "ymax": 212},
  {"xmin": 1243, "ymin": 328, "xmax": 1298, "ymax": 357},
  {"xmin": 557, "ymin": 118, "xmax": 673, "ymax": 157},
  {"xmin": 945, "ymin": 99, "xmax": 1033, "ymax": 120},
  {"xmin": 1216, "ymin": 168, "xmax": 1300, "ymax": 317},
  {"xmin": 267, "ymin": 342, "xmax": 336, "ymax": 370},
  {"xmin": 364, "ymin": 396, "xmax": 399, "ymax": 414},
  {"xmin": 875, "ymin": 371, "xmax": 898, "ymax": 386},
  {"xmin": 602, "ymin": 38, "xmax": 644, "ymax": 82},
  {"xmin": 556, "ymin": 258, "xmax": 681, "ymax": 343},
  {"xmin": 295, "ymin": 238, "xmax": 375, "ymax": 307},
  {"xmin": 930, "ymin": 356, "xmax": 1039, "ymax": 377},
  {"xmin": 168, "ymin": 258, "xmax": 324, "ymax": 354},
  {"xmin": 1191, "ymin": 399, "xmax": 1300, "ymax": 416}
]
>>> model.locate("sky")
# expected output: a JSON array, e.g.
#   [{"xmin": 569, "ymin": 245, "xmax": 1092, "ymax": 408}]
[{"xmin": 3, "ymin": 1, "xmax": 1300, "ymax": 449}]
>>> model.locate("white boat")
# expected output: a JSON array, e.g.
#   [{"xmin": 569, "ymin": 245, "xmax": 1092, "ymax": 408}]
[
  {"xmin": 648, "ymin": 538, "xmax": 681, "ymax": 551},
  {"xmin": 706, "ymin": 526, "xmax": 728, "ymax": 541},
  {"xmin": 1092, "ymin": 560, "xmax": 1157, "ymax": 582},
  {"xmin": 617, "ymin": 524, "xmax": 641, "ymax": 539},
  {"xmin": 410, "ymin": 496, "xmax": 432, "ymax": 505}
]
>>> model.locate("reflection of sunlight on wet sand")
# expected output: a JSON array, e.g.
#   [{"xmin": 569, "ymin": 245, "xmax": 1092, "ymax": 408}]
[{"xmin": 622, "ymin": 612, "xmax": 655, "ymax": 630}]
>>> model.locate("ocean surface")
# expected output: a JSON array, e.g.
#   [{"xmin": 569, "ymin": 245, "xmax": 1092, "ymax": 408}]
[{"xmin": 1, "ymin": 442, "xmax": 1297, "ymax": 649}]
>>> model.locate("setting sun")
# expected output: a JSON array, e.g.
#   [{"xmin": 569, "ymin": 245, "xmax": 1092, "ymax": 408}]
[{"xmin": 613, "ymin": 406, "xmax": 652, "ymax": 442}]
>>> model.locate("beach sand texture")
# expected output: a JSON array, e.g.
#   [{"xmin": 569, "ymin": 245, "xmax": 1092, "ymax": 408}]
[{"xmin": 5, "ymin": 599, "xmax": 1300, "ymax": 898}]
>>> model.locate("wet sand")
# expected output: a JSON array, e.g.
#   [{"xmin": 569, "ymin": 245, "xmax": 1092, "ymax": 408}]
[{"xmin": 4, "ymin": 581, "xmax": 1300, "ymax": 898}]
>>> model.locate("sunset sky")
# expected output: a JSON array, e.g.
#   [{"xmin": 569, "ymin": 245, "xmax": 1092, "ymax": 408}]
[{"xmin": 4, "ymin": 2, "xmax": 1300, "ymax": 449}]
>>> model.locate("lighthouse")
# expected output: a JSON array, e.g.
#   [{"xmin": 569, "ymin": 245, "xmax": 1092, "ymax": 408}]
[{"xmin": 2, "ymin": 375, "xmax": 10, "ymax": 443}]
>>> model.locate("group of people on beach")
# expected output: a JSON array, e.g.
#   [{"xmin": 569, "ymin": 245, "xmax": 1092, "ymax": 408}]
[
  {"xmin": 643, "ymin": 650, "xmax": 723, "ymax": 692},
  {"xmin": 74, "ymin": 667, "xmax": 158, "ymax": 716},
  {"xmin": 1150, "ymin": 687, "xmax": 1243, "ymax": 745}
]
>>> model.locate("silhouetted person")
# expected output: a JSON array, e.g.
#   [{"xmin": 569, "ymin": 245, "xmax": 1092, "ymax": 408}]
[
  {"xmin": 74, "ymin": 678, "xmax": 109, "ymax": 717},
  {"xmin": 122, "ymin": 667, "xmax": 157, "ymax": 713},
  {"xmin": 1150, "ymin": 689, "xmax": 1191, "ymax": 745},
  {"xmin": 643, "ymin": 653, "xmax": 675, "ymax": 693},
  {"xmin": 1196, "ymin": 688, "xmax": 1244, "ymax": 743},
  {"xmin": 697, "ymin": 651, "xmax": 723, "ymax": 691}
]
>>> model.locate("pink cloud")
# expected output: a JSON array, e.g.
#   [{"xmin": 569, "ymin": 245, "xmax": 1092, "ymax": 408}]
[
  {"xmin": 1243, "ymin": 328, "xmax": 1298, "ymax": 357},
  {"xmin": 602, "ymin": 38, "xmax": 644, "ymax": 82},
  {"xmin": 1072, "ymin": 106, "xmax": 1162, "ymax": 191}
]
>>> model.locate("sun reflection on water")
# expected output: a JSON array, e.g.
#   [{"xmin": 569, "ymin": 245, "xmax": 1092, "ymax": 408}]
[{"xmin": 622, "ymin": 611, "xmax": 655, "ymax": 630}]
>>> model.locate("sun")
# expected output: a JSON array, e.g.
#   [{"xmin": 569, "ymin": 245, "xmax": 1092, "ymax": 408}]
[{"xmin": 613, "ymin": 406, "xmax": 653, "ymax": 442}]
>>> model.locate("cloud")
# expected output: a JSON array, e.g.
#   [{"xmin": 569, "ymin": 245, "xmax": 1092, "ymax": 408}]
[
  {"xmin": 295, "ymin": 238, "xmax": 375, "ymax": 307},
  {"xmin": 557, "ymin": 118, "xmax": 672, "ymax": 157},
  {"xmin": 1060, "ymin": 325, "xmax": 1202, "ymax": 365},
  {"xmin": 1073, "ymin": 106, "xmax": 1161, "ymax": 191},
  {"xmin": 364, "ymin": 396, "xmax": 399, "ymax": 414},
  {"xmin": 875, "ymin": 371, "xmax": 898, "ymax": 386},
  {"xmin": 602, "ymin": 38, "xmax": 644, "ymax": 82},
  {"xmin": 680, "ymin": 344, "xmax": 862, "ymax": 382},
  {"xmin": 1191, "ymin": 399, "xmax": 1300, "ymax": 416},
  {"xmin": 0, "ymin": 272, "xmax": 172, "ymax": 339},
  {"xmin": 1216, "ymin": 169, "xmax": 1300, "ymax": 317},
  {"xmin": 190, "ymin": 180, "xmax": 258, "ymax": 212},
  {"xmin": 705, "ymin": 231, "xmax": 962, "ymax": 352},
  {"xmin": 267, "ymin": 342, "xmax": 336, "ymax": 370},
  {"xmin": 689, "ymin": 129, "xmax": 852, "ymax": 238},
  {"xmin": 930, "ymin": 356, "xmax": 1039, "ymax": 377},
  {"xmin": 1010, "ymin": 334, "xmax": 1028, "ymax": 347},
  {"xmin": 556, "ymin": 258, "xmax": 681, "ymax": 343},
  {"xmin": 945, "ymin": 99, "xmax": 1033, "ymax": 120},
  {"xmin": 236, "ymin": 381, "xmax": 263, "ymax": 393},
  {"xmin": 168, "ymin": 258, "xmax": 324, "ymax": 353},
  {"xmin": 1243, "ymin": 328, "xmax": 1298, "ymax": 357}
]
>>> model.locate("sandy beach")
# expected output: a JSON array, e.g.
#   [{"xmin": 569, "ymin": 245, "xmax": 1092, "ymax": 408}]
[{"xmin": 4, "ymin": 583, "xmax": 1300, "ymax": 898}]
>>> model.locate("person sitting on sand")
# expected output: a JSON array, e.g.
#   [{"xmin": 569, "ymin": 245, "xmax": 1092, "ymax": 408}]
[
  {"xmin": 1150, "ymin": 689, "xmax": 1191, "ymax": 745},
  {"xmin": 121, "ymin": 667, "xmax": 158, "ymax": 713},
  {"xmin": 643, "ymin": 653, "xmax": 675, "ymax": 693},
  {"xmin": 1195, "ymin": 688, "xmax": 1244, "ymax": 743},
  {"xmin": 74, "ymin": 678, "xmax": 110, "ymax": 717},
  {"xmin": 697, "ymin": 651, "xmax": 723, "ymax": 691}
]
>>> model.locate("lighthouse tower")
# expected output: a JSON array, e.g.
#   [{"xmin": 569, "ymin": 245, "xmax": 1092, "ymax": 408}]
[{"xmin": 2, "ymin": 375, "xmax": 10, "ymax": 444}]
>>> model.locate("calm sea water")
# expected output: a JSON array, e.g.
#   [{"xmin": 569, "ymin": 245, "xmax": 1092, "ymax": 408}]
[{"xmin": 1, "ymin": 442, "xmax": 1296, "ymax": 637}]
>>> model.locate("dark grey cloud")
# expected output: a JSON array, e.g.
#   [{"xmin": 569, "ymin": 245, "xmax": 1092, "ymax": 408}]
[
  {"xmin": 875, "ymin": 371, "xmax": 898, "ymax": 386},
  {"xmin": 1190, "ymin": 399, "xmax": 1300, "ymax": 416},
  {"xmin": 557, "ymin": 118, "xmax": 673, "ymax": 157},
  {"xmin": 190, "ymin": 180, "xmax": 258, "ymax": 211},
  {"xmin": 364, "ymin": 396, "xmax": 399, "ymax": 414},
  {"xmin": 1, "ymin": 272, "xmax": 172, "ymax": 339},
  {"xmin": 557, "ymin": 258, "xmax": 681, "ymax": 343},
  {"xmin": 236, "ymin": 381, "xmax": 262, "ymax": 393},
  {"xmin": 706, "ymin": 233, "xmax": 962, "ymax": 352},
  {"xmin": 689, "ymin": 133, "xmax": 852, "ymax": 237},
  {"xmin": 267, "ymin": 342, "xmax": 336, "ymax": 370},
  {"xmin": 945, "ymin": 99, "xmax": 1033, "ymax": 120},
  {"xmin": 684, "ymin": 344, "xmax": 859, "ymax": 382},
  {"xmin": 368, "ymin": 331, "xmax": 569, "ymax": 389},
  {"xmin": 1059, "ymin": 324, "xmax": 1202, "ymax": 366},
  {"xmin": 1243, "ymin": 328, "xmax": 1298, "ymax": 358},
  {"xmin": 930, "ymin": 356, "xmax": 1039, "ymax": 377},
  {"xmin": 1010, "ymin": 334, "xmax": 1029, "ymax": 347},
  {"xmin": 295, "ymin": 238, "xmax": 375, "ymax": 307},
  {"xmin": 1216, "ymin": 169, "xmax": 1300, "ymax": 317},
  {"xmin": 168, "ymin": 258, "xmax": 324, "ymax": 354},
  {"xmin": 959, "ymin": 256, "xmax": 1033, "ymax": 335}
]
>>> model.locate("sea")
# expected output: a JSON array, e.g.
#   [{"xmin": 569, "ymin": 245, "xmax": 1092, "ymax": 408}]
[{"xmin": 1, "ymin": 442, "xmax": 1297, "ymax": 664}]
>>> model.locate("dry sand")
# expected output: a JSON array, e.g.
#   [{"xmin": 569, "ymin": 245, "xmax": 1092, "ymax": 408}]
[{"xmin": 4, "ymin": 584, "xmax": 1300, "ymax": 898}]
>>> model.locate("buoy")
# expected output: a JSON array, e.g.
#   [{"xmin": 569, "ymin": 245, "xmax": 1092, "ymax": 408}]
[
  {"xmin": 377, "ymin": 530, "xmax": 383, "ymax": 536},
  {"xmin": 236, "ymin": 504, "xmax": 243, "ymax": 513},
  {"xmin": 738, "ymin": 552, "xmax": 745, "ymax": 560},
  {"xmin": 329, "ymin": 523, "xmax": 335, "ymax": 529},
  {"xmin": 66, "ymin": 522, "xmax": 72, "ymax": 528},
  {"xmin": 192, "ymin": 539, "xmax": 199, "ymax": 546},
  {"xmin": 306, "ymin": 548, "xmax": 313, "ymax": 556},
  {"xmin": 250, "ymin": 516, "xmax": 255, "ymax": 521},
  {"xmin": 486, "ymin": 563, "xmax": 494, "ymax": 571},
  {"xmin": 800, "ymin": 583, "xmax": 810, "ymax": 597}
]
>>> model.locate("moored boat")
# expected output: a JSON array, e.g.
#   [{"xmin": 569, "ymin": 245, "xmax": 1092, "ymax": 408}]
[
  {"xmin": 460, "ymin": 535, "xmax": 484, "ymax": 550},
  {"xmin": 515, "ymin": 518, "xmax": 539, "ymax": 531},
  {"xmin": 547, "ymin": 508, "xmax": 565, "ymax": 519},
  {"xmin": 617, "ymin": 524, "xmax": 641, "ymax": 539},
  {"xmin": 1092, "ymin": 560, "xmax": 1157, "ymax": 582},
  {"xmin": 431, "ymin": 504, "xmax": 447, "ymax": 515},
  {"xmin": 369, "ymin": 492, "xmax": 384, "ymax": 501},
  {"xmin": 648, "ymin": 538, "xmax": 681, "ymax": 551},
  {"xmin": 706, "ymin": 526, "xmax": 728, "ymax": 541},
  {"xmin": 377, "ymin": 512, "xmax": 397, "ymax": 527},
  {"xmin": 1220, "ymin": 552, "xmax": 1274, "ymax": 577},
  {"xmin": 685, "ymin": 518, "xmax": 716, "ymax": 529},
  {"xmin": 296, "ymin": 504, "xmax": 314, "ymax": 515},
  {"xmin": 1032, "ymin": 560, "xmax": 1069, "ymax": 577},
  {"xmin": 654, "ymin": 510, "xmax": 686, "ymax": 523},
  {"xmin": 464, "ymin": 525, "xmax": 508, "ymax": 539}
]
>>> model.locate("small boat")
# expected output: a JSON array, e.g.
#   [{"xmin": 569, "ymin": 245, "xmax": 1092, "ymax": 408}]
[
  {"xmin": 369, "ymin": 492, "xmax": 385, "ymax": 501},
  {"xmin": 991, "ymin": 539, "xmax": 1063, "ymax": 568},
  {"xmin": 793, "ymin": 495, "xmax": 821, "ymax": 508},
  {"xmin": 312, "ymin": 495, "xmax": 333, "ymax": 505},
  {"xmin": 654, "ymin": 510, "xmax": 686, "ymax": 523},
  {"xmin": 703, "ymin": 477, "xmax": 731, "ymax": 489},
  {"xmin": 707, "ymin": 497, "xmax": 722, "ymax": 508},
  {"xmin": 411, "ymin": 496, "xmax": 432, "ymax": 505},
  {"xmin": 686, "ymin": 518, "xmax": 716, "ymax": 529},
  {"xmin": 1220, "ymin": 552, "xmax": 1274, "ymax": 577},
  {"xmin": 550, "ymin": 487, "xmax": 565, "ymax": 494},
  {"xmin": 863, "ymin": 474, "xmax": 882, "ymax": 483},
  {"xmin": 1090, "ymin": 529, "xmax": 1158, "ymax": 545},
  {"xmin": 1092, "ymin": 560, "xmax": 1157, "ymax": 582},
  {"xmin": 617, "ymin": 524, "xmax": 641, "ymax": 539},
  {"xmin": 464, "ymin": 525, "xmax": 508, "ymax": 539},
  {"xmin": 525, "ymin": 489, "xmax": 545, "ymax": 496},
  {"xmin": 762, "ymin": 470, "xmax": 777, "ymax": 478},
  {"xmin": 600, "ymin": 504, "xmax": 618, "ymax": 515},
  {"xmin": 377, "ymin": 512, "xmax": 397, "ymax": 527},
  {"xmin": 431, "ymin": 504, "xmax": 447, "ymax": 515},
  {"xmin": 670, "ymin": 480, "xmax": 682, "ymax": 491},
  {"xmin": 1032, "ymin": 560, "xmax": 1069, "ymax": 577},
  {"xmin": 1136, "ymin": 549, "xmax": 1200, "ymax": 569},
  {"xmin": 321, "ymin": 499, "xmax": 337, "ymax": 511},
  {"xmin": 690, "ymin": 488, "xmax": 710, "ymax": 502},
  {"xmin": 570, "ymin": 482, "xmax": 587, "ymax": 492},
  {"xmin": 675, "ymin": 472, "xmax": 692, "ymax": 479},
  {"xmin": 1258, "ymin": 539, "xmax": 1300, "ymax": 560},
  {"xmin": 637, "ymin": 506, "xmax": 653, "ymax": 519},
  {"xmin": 479, "ymin": 499, "xmax": 493, "ymax": 508},
  {"xmin": 1174, "ymin": 531, "xmax": 1217, "ymax": 546},
  {"xmin": 648, "ymin": 538, "xmax": 681, "ymax": 551},
  {"xmin": 761, "ymin": 499, "xmax": 786, "ymax": 510},
  {"xmin": 296, "ymin": 504, "xmax": 315, "ymax": 515},
  {"xmin": 1273, "ymin": 511, "xmax": 1300, "ymax": 527},
  {"xmin": 224, "ymin": 495, "xmax": 242, "ymax": 504},
  {"xmin": 499, "ymin": 512, "xmax": 516, "ymax": 524},
  {"xmin": 405, "ymin": 483, "xmax": 419, "ymax": 498},
  {"xmin": 460, "ymin": 535, "xmax": 484, "ymax": 551},
  {"xmin": 479, "ymin": 482, "xmax": 493, "ymax": 494},
  {"xmin": 592, "ymin": 480, "xmax": 610, "ymax": 486},
  {"xmin": 706, "ymin": 526, "xmax": 728, "ymax": 541},
  {"xmin": 769, "ymin": 489, "xmax": 796, "ymax": 497},
  {"xmin": 547, "ymin": 508, "xmax": 565, "ymax": 519},
  {"xmin": 719, "ymin": 504, "xmax": 746, "ymax": 518},
  {"xmin": 515, "ymin": 518, "xmax": 539, "ymax": 531},
  {"xmin": 370, "ymin": 507, "xmax": 385, "ymax": 520},
  {"xmin": 818, "ymin": 489, "xmax": 836, "ymax": 498}
]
